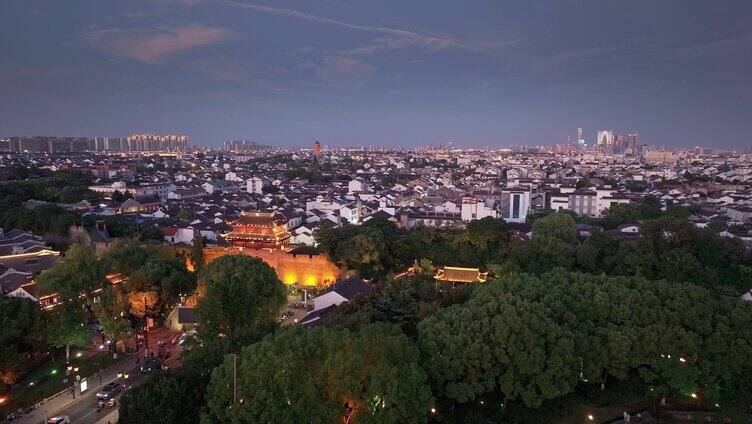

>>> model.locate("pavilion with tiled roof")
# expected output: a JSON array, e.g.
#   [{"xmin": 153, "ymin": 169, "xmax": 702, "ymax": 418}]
[
  {"xmin": 434, "ymin": 266, "xmax": 488, "ymax": 283},
  {"xmin": 223, "ymin": 211, "xmax": 291, "ymax": 250}
]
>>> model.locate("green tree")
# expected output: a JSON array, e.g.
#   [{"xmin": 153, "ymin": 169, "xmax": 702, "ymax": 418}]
[
  {"xmin": 119, "ymin": 368, "xmax": 207, "ymax": 424},
  {"xmin": 659, "ymin": 248, "xmax": 703, "ymax": 284},
  {"xmin": 419, "ymin": 271, "xmax": 752, "ymax": 409},
  {"xmin": 602, "ymin": 203, "xmax": 641, "ymax": 228},
  {"xmin": 36, "ymin": 242, "xmax": 107, "ymax": 300},
  {"xmin": 91, "ymin": 291, "xmax": 131, "ymax": 354},
  {"xmin": 105, "ymin": 240, "xmax": 195, "ymax": 317},
  {"xmin": 638, "ymin": 195, "xmax": 663, "ymax": 219},
  {"xmin": 418, "ymin": 279, "xmax": 578, "ymax": 407},
  {"xmin": 576, "ymin": 243, "xmax": 600, "ymax": 272},
  {"xmin": 0, "ymin": 297, "xmax": 43, "ymax": 385},
  {"xmin": 47, "ymin": 303, "xmax": 88, "ymax": 362},
  {"xmin": 139, "ymin": 225, "xmax": 164, "ymax": 242},
  {"xmin": 532, "ymin": 212, "xmax": 579, "ymax": 244},
  {"xmin": 607, "ymin": 238, "xmax": 656, "ymax": 277},
  {"xmin": 203, "ymin": 324, "xmax": 432, "ymax": 424},
  {"xmin": 196, "ymin": 255, "xmax": 286, "ymax": 350},
  {"xmin": 190, "ymin": 234, "xmax": 205, "ymax": 272},
  {"xmin": 508, "ymin": 235, "xmax": 574, "ymax": 274},
  {"xmin": 465, "ymin": 217, "xmax": 510, "ymax": 250}
]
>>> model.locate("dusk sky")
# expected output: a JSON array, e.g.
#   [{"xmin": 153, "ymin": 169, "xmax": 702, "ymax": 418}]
[{"xmin": 1, "ymin": 1, "xmax": 751, "ymax": 148}]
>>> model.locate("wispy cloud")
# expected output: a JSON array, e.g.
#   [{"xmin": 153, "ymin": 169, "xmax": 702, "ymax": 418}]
[
  {"xmin": 222, "ymin": 1, "xmax": 485, "ymax": 55},
  {"xmin": 669, "ymin": 31, "xmax": 752, "ymax": 57},
  {"xmin": 82, "ymin": 24, "xmax": 235, "ymax": 64},
  {"xmin": 310, "ymin": 56, "xmax": 376, "ymax": 86}
]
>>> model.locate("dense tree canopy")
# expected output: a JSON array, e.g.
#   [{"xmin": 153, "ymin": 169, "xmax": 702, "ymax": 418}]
[
  {"xmin": 196, "ymin": 255, "xmax": 286, "ymax": 350},
  {"xmin": 36, "ymin": 242, "xmax": 107, "ymax": 300},
  {"xmin": 418, "ymin": 271, "xmax": 752, "ymax": 407},
  {"xmin": 531, "ymin": 212, "xmax": 579, "ymax": 244},
  {"xmin": 46, "ymin": 302, "xmax": 89, "ymax": 362},
  {"xmin": 119, "ymin": 368, "xmax": 207, "ymax": 424},
  {"xmin": 104, "ymin": 240, "xmax": 195, "ymax": 318},
  {"xmin": 203, "ymin": 324, "xmax": 433, "ymax": 424},
  {"xmin": 0, "ymin": 297, "xmax": 43, "ymax": 385}
]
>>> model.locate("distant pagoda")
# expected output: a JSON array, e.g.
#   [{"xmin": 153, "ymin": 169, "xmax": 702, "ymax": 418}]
[{"xmin": 224, "ymin": 211, "xmax": 290, "ymax": 250}]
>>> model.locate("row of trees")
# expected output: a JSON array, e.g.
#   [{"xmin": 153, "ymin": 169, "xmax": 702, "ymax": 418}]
[
  {"xmin": 123, "ymin": 264, "xmax": 752, "ymax": 422},
  {"xmin": 203, "ymin": 324, "xmax": 432, "ymax": 423},
  {"xmin": 315, "ymin": 216, "xmax": 511, "ymax": 278},
  {"xmin": 35, "ymin": 240, "xmax": 194, "ymax": 363},
  {"xmin": 0, "ymin": 170, "xmax": 101, "ymax": 235},
  {"xmin": 418, "ymin": 271, "xmax": 752, "ymax": 408},
  {"xmin": 316, "ymin": 211, "xmax": 752, "ymax": 293}
]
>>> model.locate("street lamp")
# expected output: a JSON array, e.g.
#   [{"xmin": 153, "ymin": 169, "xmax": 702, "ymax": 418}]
[
  {"xmin": 29, "ymin": 382, "xmax": 36, "ymax": 405},
  {"xmin": 51, "ymin": 369, "xmax": 58, "ymax": 391}
]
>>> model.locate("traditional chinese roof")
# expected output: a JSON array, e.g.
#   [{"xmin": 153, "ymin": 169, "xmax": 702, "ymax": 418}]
[
  {"xmin": 236, "ymin": 211, "xmax": 281, "ymax": 226},
  {"xmin": 224, "ymin": 211, "xmax": 290, "ymax": 247},
  {"xmin": 434, "ymin": 266, "xmax": 488, "ymax": 283}
]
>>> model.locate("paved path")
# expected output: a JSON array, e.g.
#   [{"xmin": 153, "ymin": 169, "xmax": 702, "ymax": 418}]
[
  {"xmin": 9, "ymin": 328, "xmax": 183, "ymax": 424},
  {"xmin": 9, "ymin": 355, "xmax": 138, "ymax": 424}
]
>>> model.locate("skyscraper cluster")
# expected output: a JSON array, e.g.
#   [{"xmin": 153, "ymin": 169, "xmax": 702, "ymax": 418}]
[
  {"xmin": 126, "ymin": 133, "xmax": 188, "ymax": 151},
  {"xmin": 571, "ymin": 128, "xmax": 640, "ymax": 154},
  {"xmin": 0, "ymin": 134, "xmax": 189, "ymax": 153},
  {"xmin": 223, "ymin": 140, "xmax": 269, "ymax": 152}
]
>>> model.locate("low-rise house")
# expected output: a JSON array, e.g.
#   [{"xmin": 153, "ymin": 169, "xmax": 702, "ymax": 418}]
[{"xmin": 299, "ymin": 276, "xmax": 373, "ymax": 326}]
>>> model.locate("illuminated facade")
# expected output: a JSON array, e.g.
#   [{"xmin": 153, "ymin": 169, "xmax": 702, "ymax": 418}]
[
  {"xmin": 434, "ymin": 266, "xmax": 488, "ymax": 283},
  {"xmin": 223, "ymin": 212, "xmax": 291, "ymax": 250},
  {"xmin": 205, "ymin": 247, "xmax": 341, "ymax": 288}
]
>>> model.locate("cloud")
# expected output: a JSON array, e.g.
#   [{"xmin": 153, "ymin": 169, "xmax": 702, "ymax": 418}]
[
  {"xmin": 317, "ymin": 56, "xmax": 376, "ymax": 84},
  {"xmin": 669, "ymin": 31, "xmax": 752, "ymax": 57},
  {"xmin": 82, "ymin": 24, "xmax": 235, "ymax": 64},
  {"xmin": 222, "ymin": 1, "xmax": 483, "ymax": 55},
  {"xmin": 297, "ymin": 56, "xmax": 376, "ymax": 87}
]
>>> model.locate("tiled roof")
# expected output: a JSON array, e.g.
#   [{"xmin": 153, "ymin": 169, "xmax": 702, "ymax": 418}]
[{"xmin": 435, "ymin": 266, "xmax": 488, "ymax": 283}]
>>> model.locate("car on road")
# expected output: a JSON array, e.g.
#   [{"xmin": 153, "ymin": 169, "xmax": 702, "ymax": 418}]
[
  {"xmin": 47, "ymin": 416, "xmax": 70, "ymax": 424},
  {"xmin": 140, "ymin": 358, "xmax": 159, "ymax": 373},
  {"xmin": 96, "ymin": 381, "xmax": 124, "ymax": 400}
]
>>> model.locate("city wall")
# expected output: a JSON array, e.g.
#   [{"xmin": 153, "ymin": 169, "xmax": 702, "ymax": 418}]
[{"xmin": 204, "ymin": 247, "xmax": 342, "ymax": 288}]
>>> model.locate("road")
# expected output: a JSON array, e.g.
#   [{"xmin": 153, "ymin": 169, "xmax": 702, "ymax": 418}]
[
  {"xmin": 55, "ymin": 364, "xmax": 147, "ymax": 424},
  {"xmin": 10, "ymin": 328, "xmax": 183, "ymax": 424}
]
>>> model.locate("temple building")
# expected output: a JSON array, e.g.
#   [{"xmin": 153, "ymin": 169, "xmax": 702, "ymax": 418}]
[
  {"xmin": 223, "ymin": 211, "xmax": 291, "ymax": 250},
  {"xmin": 434, "ymin": 266, "xmax": 488, "ymax": 283}
]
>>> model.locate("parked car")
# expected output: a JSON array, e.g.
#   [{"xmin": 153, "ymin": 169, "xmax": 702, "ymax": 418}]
[
  {"xmin": 96, "ymin": 382, "xmax": 124, "ymax": 400},
  {"xmin": 47, "ymin": 416, "xmax": 71, "ymax": 424}
]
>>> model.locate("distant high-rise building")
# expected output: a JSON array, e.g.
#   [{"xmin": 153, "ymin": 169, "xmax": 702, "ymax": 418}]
[
  {"xmin": 224, "ymin": 140, "xmax": 269, "ymax": 152},
  {"xmin": 126, "ymin": 133, "xmax": 188, "ymax": 151},
  {"xmin": 313, "ymin": 140, "xmax": 322, "ymax": 157},
  {"xmin": 596, "ymin": 130, "xmax": 614, "ymax": 149},
  {"xmin": 627, "ymin": 132, "xmax": 640, "ymax": 153},
  {"xmin": 577, "ymin": 128, "xmax": 586, "ymax": 148}
]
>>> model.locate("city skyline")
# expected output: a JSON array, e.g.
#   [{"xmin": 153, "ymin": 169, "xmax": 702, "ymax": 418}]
[{"xmin": 1, "ymin": 1, "xmax": 751, "ymax": 148}]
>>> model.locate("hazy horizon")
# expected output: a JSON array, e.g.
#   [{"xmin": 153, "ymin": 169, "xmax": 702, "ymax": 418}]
[{"xmin": 1, "ymin": 1, "xmax": 751, "ymax": 148}]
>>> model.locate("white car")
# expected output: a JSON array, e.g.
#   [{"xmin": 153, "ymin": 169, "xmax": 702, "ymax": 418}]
[{"xmin": 48, "ymin": 416, "xmax": 70, "ymax": 424}]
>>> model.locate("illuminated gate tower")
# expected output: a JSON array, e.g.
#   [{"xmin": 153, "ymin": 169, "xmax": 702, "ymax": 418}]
[{"xmin": 224, "ymin": 211, "xmax": 291, "ymax": 250}]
